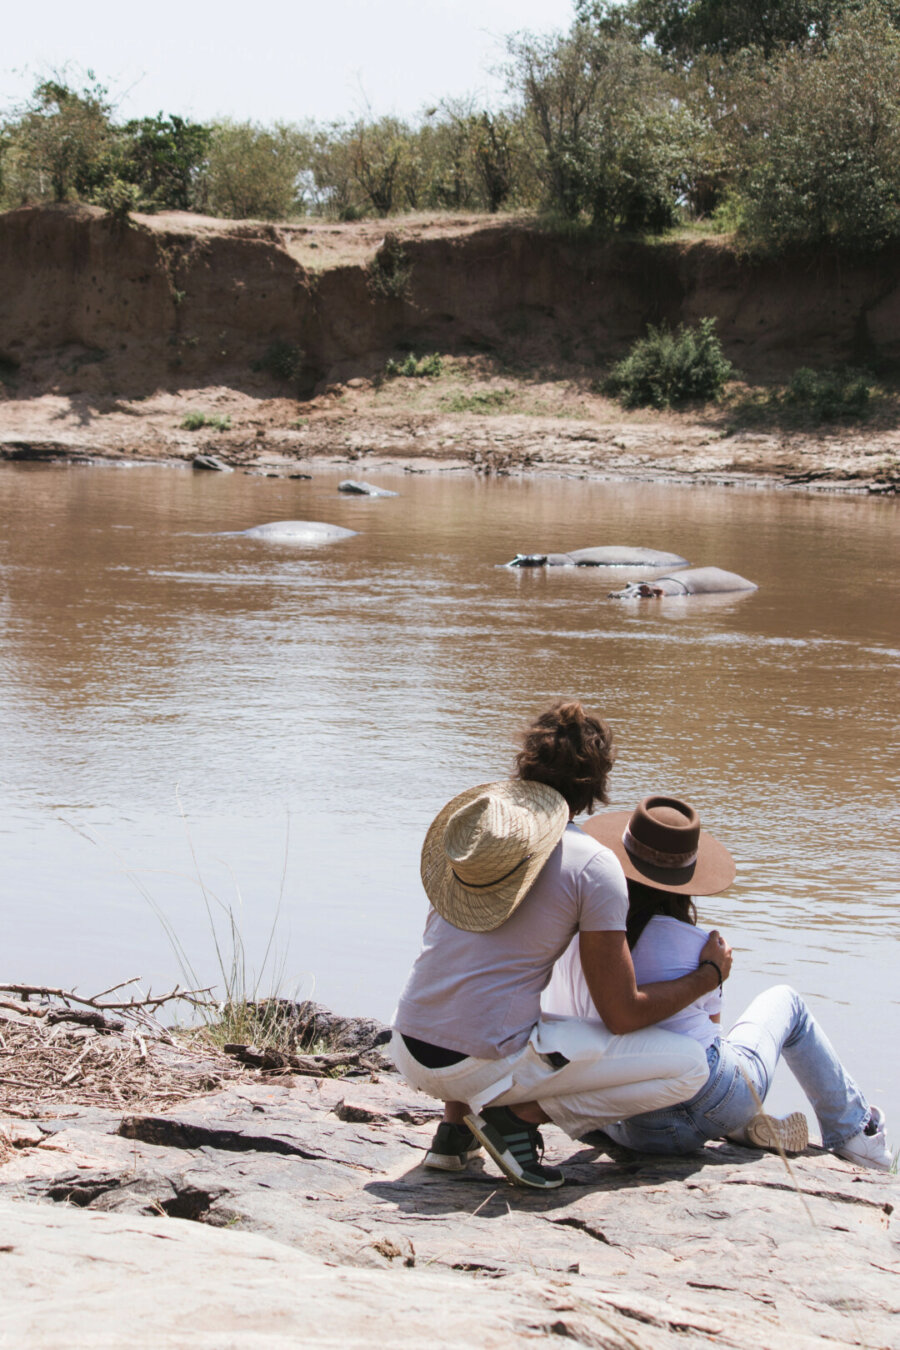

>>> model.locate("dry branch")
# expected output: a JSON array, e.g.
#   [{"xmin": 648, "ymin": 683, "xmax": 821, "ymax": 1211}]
[{"xmin": 0, "ymin": 980, "xmax": 213, "ymax": 1015}]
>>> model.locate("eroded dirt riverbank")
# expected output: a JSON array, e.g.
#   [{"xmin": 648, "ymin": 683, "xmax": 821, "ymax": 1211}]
[{"xmin": 2, "ymin": 204, "xmax": 900, "ymax": 493}]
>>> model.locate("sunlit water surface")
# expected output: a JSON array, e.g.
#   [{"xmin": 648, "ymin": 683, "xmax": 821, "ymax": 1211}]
[{"xmin": 1, "ymin": 464, "xmax": 897, "ymax": 1134}]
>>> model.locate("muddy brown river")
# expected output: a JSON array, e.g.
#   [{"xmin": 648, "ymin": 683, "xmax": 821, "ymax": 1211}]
[{"xmin": 1, "ymin": 463, "xmax": 897, "ymax": 1134}]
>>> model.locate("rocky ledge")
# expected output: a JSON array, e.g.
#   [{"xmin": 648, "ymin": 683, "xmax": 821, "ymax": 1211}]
[{"xmin": 1, "ymin": 1052, "xmax": 897, "ymax": 1348}]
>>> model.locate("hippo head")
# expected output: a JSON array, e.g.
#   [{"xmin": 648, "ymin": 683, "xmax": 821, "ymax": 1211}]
[
  {"xmin": 507, "ymin": 554, "xmax": 549, "ymax": 568},
  {"xmin": 608, "ymin": 581, "xmax": 665, "ymax": 599}
]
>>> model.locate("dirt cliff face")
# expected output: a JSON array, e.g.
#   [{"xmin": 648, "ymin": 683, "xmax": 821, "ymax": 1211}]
[{"xmin": 2, "ymin": 203, "xmax": 899, "ymax": 397}]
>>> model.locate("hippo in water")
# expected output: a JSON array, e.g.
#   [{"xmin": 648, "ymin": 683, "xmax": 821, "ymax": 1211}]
[
  {"xmin": 507, "ymin": 546, "xmax": 689, "ymax": 569},
  {"xmin": 241, "ymin": 520, "xmax": 357, "ymax": 543},
  {"xmin": 609, "ymin": 566, "xmax": 757, "ymax": 598}
]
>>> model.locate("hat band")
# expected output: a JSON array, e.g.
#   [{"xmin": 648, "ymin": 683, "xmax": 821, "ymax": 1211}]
[
  {"xmin": 450, "ymin": 852, "xmax": 533, "ymax": 891},
  {"xmin": 623, "ymin": 827, "xmax": 698, "ymax": 870}
]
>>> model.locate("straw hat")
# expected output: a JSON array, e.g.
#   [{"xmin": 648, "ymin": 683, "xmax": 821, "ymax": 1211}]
[
  {"xmin": 582, "ymin": 795, "xmax": 735, "ymax": 896},
  {"xmin": 421, "ymin": 780, "xmax": 569, "ymax": 932}
]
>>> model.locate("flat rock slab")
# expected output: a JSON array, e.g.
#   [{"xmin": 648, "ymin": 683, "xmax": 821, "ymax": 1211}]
[{"xmin": 2, "ymin": 1073, "xmax": 897, "ymax": 1348}]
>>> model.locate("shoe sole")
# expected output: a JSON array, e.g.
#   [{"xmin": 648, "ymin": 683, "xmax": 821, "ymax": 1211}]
[
  {"xmin": 834, "ymin": 1146, "xmax": 892, "ymax": 1172},
  {"xmin": 745, "ymin": 1111, "xmax": 808, "ymax": 1154},
  {"xmin": 423, "ymin": 1147, "xmax": 482, "ymax": 1172},
  {"xmin": 464, "ymin": 1111, "xmax": 565, "ymax": 1190}
]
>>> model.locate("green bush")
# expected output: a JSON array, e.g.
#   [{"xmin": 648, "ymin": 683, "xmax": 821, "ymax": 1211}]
[
  {"xmin": 384, "ymin": 351, "xmax": 443, "ymax": 378},
  {"xmin": 783, "ymin": 367, "xmax": 871, "ymax": 420},
  {"xmin": 605, "ymin": 317, "xmax": 734, "ymax": 408},
  {"xmin": 367, "ymin": 233, "xmax": 412, "ymax": 299},
  {"xmin": 92, "ymin": 176, "xmax": 141, "ymax": 220},
  {"xmin": 181, "ymin": 411, "xmax": 232, "ymax": 431},
  {"xmin": 253, "ymin": 341, "xmax": 306, "ymax": 382}
]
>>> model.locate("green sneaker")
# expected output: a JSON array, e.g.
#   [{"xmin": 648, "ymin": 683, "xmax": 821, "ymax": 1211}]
[
  {"xmin": 424, "ymin": 1121, "xmax": 483, "ymax": 1172},
  {"xmin": 465, "ymin": 1107, "xmax": 565, "ymax": 1190}
]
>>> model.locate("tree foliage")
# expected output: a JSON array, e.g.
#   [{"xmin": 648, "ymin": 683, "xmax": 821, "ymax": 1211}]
[
  {"xmin": 724, "ymin": 6, "xmax": 900, "ymax": 247},
  {"xmin": 2, "ymin": 74, "xmax": 114, "ymax": 204},
  {"xmin": 203, "ymin": 121, "xmax": 310, "ymax": 219},
  {"xmin": 5, "ymin": 10, "xmax": 900, "ymax": 255},
  {"xmin": 584, "ymin": 0, "xmax": 900, "ymax": 58},
  {"xmin": 507, "ymin": 20, "xmax": 690, "ymax": 230},
  {"xmin": 118, "ymin": 115, "xmax": 211, "ymax": 210}
]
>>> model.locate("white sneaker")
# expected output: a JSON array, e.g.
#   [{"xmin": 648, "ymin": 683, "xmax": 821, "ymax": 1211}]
[{"xmin": 834, "ymin": 1107, "xmax": 893, "ymax": 1172}]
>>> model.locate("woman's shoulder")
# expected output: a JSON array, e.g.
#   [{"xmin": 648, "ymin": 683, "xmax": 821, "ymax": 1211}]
[{"xmin": 639, "ymin": 914, "xmax": 709, "ymax": 954}]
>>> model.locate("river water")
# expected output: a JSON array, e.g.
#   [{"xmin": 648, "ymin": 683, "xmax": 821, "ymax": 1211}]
[{"xmin": 1, "ymin": 463, "xmax": 897, "ymax": 1134}]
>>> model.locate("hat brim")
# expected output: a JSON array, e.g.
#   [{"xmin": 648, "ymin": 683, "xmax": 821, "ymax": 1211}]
[
  {"xmin": 582, "ymin": 810, "xmax": 735, "ymax": 896},
  {"xmin": 421, "ymin": 780, "xmax": 569, "ymax": 932}
]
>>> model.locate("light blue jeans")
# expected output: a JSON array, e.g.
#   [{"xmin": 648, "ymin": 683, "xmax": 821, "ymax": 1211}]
[{"xmin": 604, "ymin": 985, "xmax": 870, "ymax": 1153}]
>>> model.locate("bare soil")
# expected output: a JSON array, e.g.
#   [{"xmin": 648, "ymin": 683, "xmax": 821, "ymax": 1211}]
[{"xmin": 2, "ymin": 361, "xmax": 898, "ymax": 493}]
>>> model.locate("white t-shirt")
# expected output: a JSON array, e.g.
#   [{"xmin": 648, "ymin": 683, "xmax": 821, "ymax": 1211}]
[
  {"xmin": 543, "ymin": 913, "xmax": 722, "ymax": 1049},
  {"xmin": 393, "ymin": 823, "xmax": 628, "ymax": 1060}
]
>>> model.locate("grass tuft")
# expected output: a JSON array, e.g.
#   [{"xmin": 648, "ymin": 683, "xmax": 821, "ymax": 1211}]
[
  {"xmin": 441, "ymin": 387, "xmax": 515, "ymax": 414},
  {"xmin": 181, "ymin": 411, "xmax": 232, "ymax": 432}
]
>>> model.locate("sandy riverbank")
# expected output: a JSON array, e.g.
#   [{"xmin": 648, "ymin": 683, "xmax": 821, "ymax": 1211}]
[{"xmin": 2, "ymin": 378, "xmax": 899, "ymax": 494}]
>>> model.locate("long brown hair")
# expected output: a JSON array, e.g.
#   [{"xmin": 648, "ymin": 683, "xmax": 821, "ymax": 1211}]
[
  {"xmin": 626, "ymin": 879, "xmax": 697, "ymax": 951},
  {"xmin": 515, "ymin": 700, "xmax": 616, "ymax": 816}
]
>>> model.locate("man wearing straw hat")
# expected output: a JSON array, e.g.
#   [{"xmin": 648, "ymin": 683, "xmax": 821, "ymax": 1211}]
[{"xmin": 393, "ymin": 702, "xmax": 732, "ymax": 1191}]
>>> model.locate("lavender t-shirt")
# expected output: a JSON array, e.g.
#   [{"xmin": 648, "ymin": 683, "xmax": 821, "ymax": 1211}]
[{"xmin": 393, "ymin": 824, "xmax": 628, "ymax": 1060}]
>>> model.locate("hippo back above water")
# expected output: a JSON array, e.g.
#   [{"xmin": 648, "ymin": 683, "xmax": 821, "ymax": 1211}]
[
  {"xmin": 507, "ymin": 546, "xmax": 689, "ymax": 569},
  {"xmin": 609, "ymin": 567, "xmax": 757, "ymax": 598},
  {"xmin": 241, "ymin": 520, "xmax": 357, "ymax": 543}
]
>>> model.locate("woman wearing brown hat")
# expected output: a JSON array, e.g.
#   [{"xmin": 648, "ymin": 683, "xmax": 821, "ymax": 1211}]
[
  {"xmin": 392, "ymin": 702, "xmax": 733, "ymax": 1191},
  {"xmin": 545, "ymin": 796, "xmax": 892, "ymax": 1170}
]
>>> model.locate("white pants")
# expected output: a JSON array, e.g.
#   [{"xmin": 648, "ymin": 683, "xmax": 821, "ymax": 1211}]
[{"xmin": 391, "ymin": 1016, "xmax": 709, "ymax": 1140}]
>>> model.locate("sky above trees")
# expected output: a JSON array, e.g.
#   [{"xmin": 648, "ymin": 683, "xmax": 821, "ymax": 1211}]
[{"xmin": 2, "ymin": 0, "xmax": 576, "ymax": 125}]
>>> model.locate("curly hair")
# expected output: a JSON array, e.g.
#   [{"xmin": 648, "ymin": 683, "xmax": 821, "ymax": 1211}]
[{"xmin": 514, "ymin": 700, "xmax": 616, "ymax": 817}]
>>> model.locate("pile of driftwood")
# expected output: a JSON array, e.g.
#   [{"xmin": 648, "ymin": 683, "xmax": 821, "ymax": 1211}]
[
  {"xmin": 0, "ymin": 979, "xmax": 241, "ymax": 1114},
  {"xmin": 0, "ymin": 981, "xmax": 393, "ymax": 1117}
]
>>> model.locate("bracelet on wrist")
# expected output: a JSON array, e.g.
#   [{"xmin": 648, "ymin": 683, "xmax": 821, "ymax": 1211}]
[{"xmin": 698, "ymin": 958, "xmax": 723, "ymax": 991}]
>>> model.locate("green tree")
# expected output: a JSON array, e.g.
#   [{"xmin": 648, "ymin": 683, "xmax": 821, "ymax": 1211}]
[
  {"xmin": 415, "ymin": 106, "xmax": 479, "ymax": 210},
  {"xmin": 584, "ymin": 0, "xmax": 900, "ymax": 59},
  {"xmin": 203, "ymin": 120, "xmax": 309, "ymax": 219},
  {"xmin": 119, "ymin": 114, "xmax": 211, "ymax": 210},
  {"xmin": 1, "ymin": 73, "xmax": 114, "ymax": 204},
  {"xmin": 346, "ymin": 116, "xmax": 411, "ymax": 216},
  {"xmin": 507, "ymin": 21, "xmax": 688, "ymax": 230},
  {"xmin": 726, "ymin": 5, "xmax": 900, "ymax": 248}
]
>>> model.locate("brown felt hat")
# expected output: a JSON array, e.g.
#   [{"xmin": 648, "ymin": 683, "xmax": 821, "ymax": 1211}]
[
  {"xmin": 582, "ymin": 795, "xmax": 735, "ymax": 896},
  {"xmin": 421, "ymin": 780, "xmax": 569, "ymax": 932}
]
